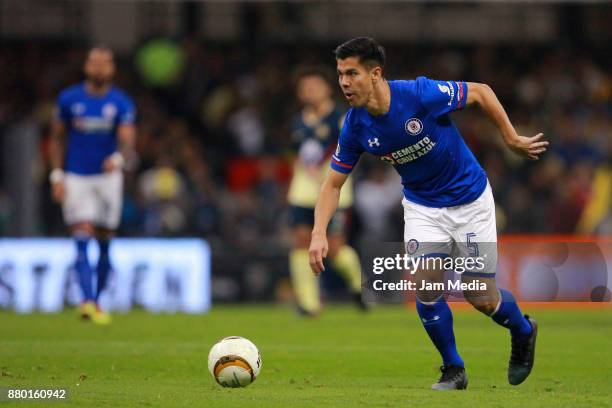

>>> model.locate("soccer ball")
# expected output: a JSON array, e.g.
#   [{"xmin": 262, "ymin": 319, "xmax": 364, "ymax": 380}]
[{"xmin": 208, "ymin": 336, "xmax": 262, "ymax": 388}]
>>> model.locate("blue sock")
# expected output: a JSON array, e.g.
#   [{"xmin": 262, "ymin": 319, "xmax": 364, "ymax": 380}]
[
  {"xmin": 492, "ymin": 288, "xmax": 532, "ymax": 338},
  {"xmin": 75, "ymin": 236, "xmax": 94, "ymax": 302},
  {"xmin": 96, "ymin": 239, "xmax": 112, "ymax": 301},
  {"xmin": 416, "ymin": 297, "xmax": 464, "ymax": 368}
]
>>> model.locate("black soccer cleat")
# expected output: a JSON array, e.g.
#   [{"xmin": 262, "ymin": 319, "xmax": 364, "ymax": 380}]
[
  {"xmin": 352, "ymin": 292, "xmax": 370, "ymax": 312},
  {"xmin": 508, "ymin": 315, "xmax": 538, "ymax": 385},
  {"xmin": 431, "ymin": 365, "xmax": 468, "ymax": 390},
  {"xmin": 295, "ymin": 305, "xmax": 319, "ymax": 318}
]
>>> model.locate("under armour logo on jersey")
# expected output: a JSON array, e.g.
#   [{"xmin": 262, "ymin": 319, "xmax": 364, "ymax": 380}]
[{"xmin": 368, "ymin": 138, "xmax": 380, "ymax": 147}]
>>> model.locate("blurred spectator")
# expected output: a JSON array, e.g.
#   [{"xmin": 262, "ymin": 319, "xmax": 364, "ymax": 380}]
[
  {"xmin": 354, "ymin": 161, "xmax": 403, "ymax": 243},
  {"xmin": 0, "ymin": 41, "xmax": 608, "ymax": 244},
  {"xmin": 138, "ymin": 152, "xmax": 190, "ymax": 236}
]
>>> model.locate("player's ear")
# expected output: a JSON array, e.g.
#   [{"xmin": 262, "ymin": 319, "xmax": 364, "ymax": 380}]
[{"xmin": 371, "ymin": 66, "xmax": 383, "ymax": 83}]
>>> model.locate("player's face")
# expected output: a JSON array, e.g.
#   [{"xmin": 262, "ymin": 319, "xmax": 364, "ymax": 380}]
[
  {"xmin": 84, "ymin": 49, "xmax": 115, "ymax": 87},
  {"xmin": 336, "ymin": 57, "xmax": 375, "ymax": 107},
  {"xmin": 297, "ymin": 75, "xmax": 332, "ymax": 107}
]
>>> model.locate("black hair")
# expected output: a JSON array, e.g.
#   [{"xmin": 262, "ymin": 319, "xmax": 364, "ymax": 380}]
[{"xmin": 334, "ymin": 37, "xmax": 385, "ymax": 69}]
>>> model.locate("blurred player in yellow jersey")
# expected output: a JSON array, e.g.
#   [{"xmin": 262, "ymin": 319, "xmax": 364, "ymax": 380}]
[{"xmin": 287, "ymin": 66, "xmax": 365, "ymax": 316}]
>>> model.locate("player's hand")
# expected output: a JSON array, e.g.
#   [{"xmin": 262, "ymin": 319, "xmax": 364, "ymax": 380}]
[
  {"xmin": 51, "ymin": 181, "xmax": 65, "ymax": 203},
  {"xmin": 102, "ymin": 158, "xmax": 115, "ymax": 172},
  {"xmin": 102, "ymin": 152, "xmax": 125, "ymax": 172},
  {"xmin": 507, "ymin": 133, "xmax": 549, "ymax": 160},
  {"xmin": 308, "ymin": 231, "xmax": 328, "ymax": 276}
]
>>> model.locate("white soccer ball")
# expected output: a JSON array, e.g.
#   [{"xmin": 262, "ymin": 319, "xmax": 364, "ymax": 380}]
[{"xmin": 208, "ymin": 336, "xmax": 262, "ymax": 388}]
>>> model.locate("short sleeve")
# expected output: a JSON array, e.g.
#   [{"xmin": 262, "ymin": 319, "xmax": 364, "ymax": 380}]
[
  {"xmin": 330, "ymin": 112, "xmax": 363, "ymax": 174},
  {"xmin": 54, "ymin": 92, "xmax": 71, "ymax": 125},
  {"xmin": 415, "ymin": 76, "xmax": 467, "ymax": 117},
  {"xmin": 118, "ymin": 95, "xmax": 136, "ymax": 125}
]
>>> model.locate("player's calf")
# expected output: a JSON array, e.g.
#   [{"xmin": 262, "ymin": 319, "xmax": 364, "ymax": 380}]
[{"xmin": 72, "ymin": 226, "xmax": 96, "ymax": 305}]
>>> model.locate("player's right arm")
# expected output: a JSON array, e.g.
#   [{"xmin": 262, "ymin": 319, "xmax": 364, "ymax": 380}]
[
  {"xmin": 48, "ymin": 94, "xmax": 70, "ymax": 203},
  {"xmin": 309, "ymin": 110, "xmax": 362, "ymax": 275},
  {"xmin": 309, "ymin": 169, "xmax": 349, "ymax": 275},
  {"xmin": 466, "ymin": 82, "xmax": 548, "ymax": 160}
]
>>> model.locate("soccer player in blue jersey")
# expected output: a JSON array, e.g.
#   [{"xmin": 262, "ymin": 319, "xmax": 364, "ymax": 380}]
[
  {"xmin": 49, "ymin": 46, "xmax": 136, "ymax": 325},
  {"xmin": 309, "ymin": 38, "xmax": 547, "ymax": 390}
]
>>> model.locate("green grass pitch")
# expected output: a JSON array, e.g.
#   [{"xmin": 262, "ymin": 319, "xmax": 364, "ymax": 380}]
[{"xmin": 1, "ymin": 305, "xmax": 611, "ymax": 407}]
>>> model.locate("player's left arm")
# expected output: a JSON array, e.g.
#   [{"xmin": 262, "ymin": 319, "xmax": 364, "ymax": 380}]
[
  {"xmin": 466, "ymin": 82, "xmax": 548, "ymax": 160},
  {"xmin": 119, "ymin": 123, "xmax": 136, "ymax": 166},
  {"xmin": 103, "ymin": 97, "xmax": 137, "ymax": 172},
  {"xmin": 102, "ymin": 123, "xmax": 136, "ymax": 172}
]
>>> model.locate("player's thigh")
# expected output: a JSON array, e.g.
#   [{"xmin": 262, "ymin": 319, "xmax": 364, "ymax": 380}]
[
  {"xmin": 327, "ymin": 234, "xmax": 346, "ymax": 258},
  {"xmin": 289, "ymin": 206, "xmax": 348, "ymax": 252},
  {"xmin": 292, "ymin": 225, "xmax": 312, "ymax": 249},
  {"xmin": 403, "ymin": 197, "xmax": 453, "ymax": 256},
  {"xmin": 94, "ymin": 171, "xmax": 123, "ymax": 230},
  {"xmin": 289, "ymin": 206, "xmax": 314, "ymax": 249},
  {"xmin": 452, "ymin": 183, "xmax": 498, "ymax": 277},
  {"xmin": 414, "ymin": 256, "xmax": 450, "ymax": 302},
  {"xmin": 403, "ymin": 198, "xmax": 452, "ymax": 301},
  {"xmin": 63, "ymin": 173, "xmax": 97, "ymax": 228}
]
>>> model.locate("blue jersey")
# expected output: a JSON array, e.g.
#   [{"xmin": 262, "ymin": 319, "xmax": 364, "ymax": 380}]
[
  {"xmin": 331, "ymin": 77, "xmax": 487, "ymax": 208},
  {"xmin": 55, "ymin": 83, "xmax": 135, "ymax": 175}
]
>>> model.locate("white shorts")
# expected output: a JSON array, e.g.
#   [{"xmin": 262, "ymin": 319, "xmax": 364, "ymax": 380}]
[
  {"xmin": 403, "ymin": 182, "xmax": 497, "ymax": 276},
  {"xmin": 63, "ymin": 171, "xmax": 123, "ymax": 230}
]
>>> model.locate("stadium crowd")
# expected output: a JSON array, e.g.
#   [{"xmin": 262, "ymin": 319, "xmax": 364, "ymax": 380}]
[{"xmin": 0, "ymin": 40, "xmax": 610, "ymax": 251}]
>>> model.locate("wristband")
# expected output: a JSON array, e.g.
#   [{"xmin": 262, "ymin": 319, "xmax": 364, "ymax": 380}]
[
  {"xmin": 49, "ymin": 169, "xmax": 64, "ymax": 184},
  {"xmin": 109, "ymin": 152, "xmax": 125, "ymax": 169}
]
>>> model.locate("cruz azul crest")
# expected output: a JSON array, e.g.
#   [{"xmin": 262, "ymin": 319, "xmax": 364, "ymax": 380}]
[{"xmin": 405, "ymin": 118, "xmax": 423, "ymax": 136}]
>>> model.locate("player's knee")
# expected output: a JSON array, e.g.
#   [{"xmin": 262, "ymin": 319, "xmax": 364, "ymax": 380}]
[
  {"xmin": 327, "ymin": 234, "xmax": 345, "ymax": 258},
  {"xmin": 416, "ymin": 291, "xmax": 444, "ymax": 304},
  {"xmin": 292, "ymin": 226, "xmax": 312, "ymax": 249},
  {"xmin": 416, "ymin": 276, "xmax": 444, "ymax": 301},
  {"xmin": 414, "ymin": 267, "xmax": 445, "ymax": 299},
  {"xmin": 95, "ymin": 227, "xmax": 114, "ymax": 241},
  {"xmin": 465, "ymin": 295, "xmax": 497, "ymax": 316},
  {"xmin": 71, "ymin": 222, "xmax": 94, "ymax": 236}
]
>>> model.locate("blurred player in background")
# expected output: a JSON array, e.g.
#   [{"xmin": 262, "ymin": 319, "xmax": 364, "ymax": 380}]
[
  {"xmin": 287, "ymin": 67, "xmax": 365, "ymax": 316},
  {"xmin": 310, "ymin": 38, "xmax": 548, "ymax": 389},
  {"xmin": 49, "ymin": 46, "xmax": 136, "ymax": 325}
]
